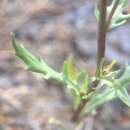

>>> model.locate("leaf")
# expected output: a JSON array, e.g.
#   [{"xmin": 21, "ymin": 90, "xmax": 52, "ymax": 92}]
[
  {"xmin": 106, "ymin": 60, "xmax": 117, "ymax": 71},
  {"xmin": 116, "ymin": 87, "xmax": 130, "ymax": 107},
  {"xmin": 95, "ymin": 0, "xmax": 130, "ymax": 29},
  {"xmin": 74, "ymin": 96, "xmax": 81, "ymax": 110},
  {"xmin": 66, "ymin": 83, "xmax": 80, "ymax": 96},
  {"xmin": 114, "ymin": 65, "xmax": 126, "ymax": 79},
  {"xmin": 76, "ymin": 71, "xmax": 89, "ymax": 92},
  {"xmin": 81, "ymin": 63, "xmax": 130, "ymax": 116},
  {"xmin": 62, "ymin": 56, "xmax": 78, "ymax": 81},
  {"xmin": 76, "ymin": 71, "xmax": 86, "ymax": 83},
  {"xmin": 11, "ymin": 33, "xmax": 62, "ymax": 80},
  {"xmin": 12, "ymin": 34, "xmax": 82, "ymax": 96},
  {"xmin": 80, "ymin": 75, "xmax": 89, "ymax": 94},
  {"xmin": 119, "ymin": 0, "xmax": 127, "ymax": 6},
  {"xmin": 62, "ymin": 58, "xmax": 91, "ymax": 96},
  {"xmin": 113, "ymin": 65, "xmax": 130, "ymax": 87},
  {"xmin": 81, "ymin": 85, "xmax": 115, "ymax": 116}
]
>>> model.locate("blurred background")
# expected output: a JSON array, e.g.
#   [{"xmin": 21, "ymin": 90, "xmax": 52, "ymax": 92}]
[{"xmin": 1, "ymin": 0, "xmax": 130, "ymax": 130}]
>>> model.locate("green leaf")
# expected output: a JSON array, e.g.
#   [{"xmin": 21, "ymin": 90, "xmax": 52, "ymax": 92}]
[
  {"xmin": 107, "ymin": 60, "xmax": 117, "ymax": 71},
  {"xmin": 11, "ymin": 33, "xmax": 62, "ymax": 80},
  {"xmin": 74, "ymin": 95, "xmax": 81, "ymax": 110},
  {"xmin": 114, "ymin": 65, "xmax": 130, "ymax": 87},
  {"xmin": 65, "ymin": 83, "xmax": 80, "ymax": 96},
  {"xmin": 76, "ymin": 71, "xmax": 86, "ymax": 82},
  {"xmin": 12, "ymin": 34, "xmax": 82, "ymax": 96},
  {"xmin": 80, "ymin": 75, "xmax": 89, "ymax": 94},
  {"xmin": 62, "ymin": 56, "xmax": 78, "ymax": 81},
  {"xmin": 119, "ymin": 0, "xmax": 127, "ymax": 6},
  {"xmin": 116, "ymin": 87, "xmax": 130, "ymax": 107},
  {"xmin": 81, "ymin": 63, "xmax": 130, "ymax": 116},
  {"xmin": 95, "ymin": 0, "xmax": 130, "ymax": 29},
  {"xmin": 81, "ymin": 85, "xmax": 115, "ymax": 116}
]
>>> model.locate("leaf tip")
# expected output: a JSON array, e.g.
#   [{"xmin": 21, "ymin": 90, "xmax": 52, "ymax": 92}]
[{"xmin": 11, "ymin": 32, "xmax": 18, "ymax": 51}]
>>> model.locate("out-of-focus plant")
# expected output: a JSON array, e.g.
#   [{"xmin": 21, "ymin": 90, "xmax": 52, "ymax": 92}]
[{"xmin": 11, "ymin": 0, "xmax": 130, "ymax": 122}]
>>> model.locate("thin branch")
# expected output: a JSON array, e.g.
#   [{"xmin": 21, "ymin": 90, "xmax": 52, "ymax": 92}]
[{"xmin": 106, "ymin": 0, "xmax": 120, "ymax": 29}]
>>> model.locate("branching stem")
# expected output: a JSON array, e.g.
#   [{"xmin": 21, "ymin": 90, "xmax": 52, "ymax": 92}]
[
  {"xmin": 72, "ymin": 0, "xmax": 121, "ymax": 122},
  {"xmin": 72, "ymin": 0, "xmax": 107, "ymax": 122}
]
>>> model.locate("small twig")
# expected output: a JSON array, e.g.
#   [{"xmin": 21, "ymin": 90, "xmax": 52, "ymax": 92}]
[{"xmin": 106, "ymin": 0, "xmax": 120, "ymax": 29}]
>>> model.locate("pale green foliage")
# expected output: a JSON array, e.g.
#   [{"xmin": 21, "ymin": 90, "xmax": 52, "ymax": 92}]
[
  {"xmin": 12, "ymin": 34, "xmax": 130, "ymax": 116},
  {"xmin": 11, "ymin": 33, "xmax": 62, "ymax": 80},
  {"xmin": 11, "ymin": 33, "xmax": 89, "ymax": 98},
  {"xmin": 82, "ymin": 64, "xmax": 130, "ymax": 115},
  {"xmin": 11, "ymin": 0, "xmax": 130, "ymax": 118},
  {"xmin": 95, "ymin": 0, "xmax": 130, "ymax": 29}
]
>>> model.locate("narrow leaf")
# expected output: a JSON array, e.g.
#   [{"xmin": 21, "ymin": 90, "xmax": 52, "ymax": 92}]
[
  {"xmin": 81, "ymin": 86, "xmax": 115, "ymax": 116},
  {"xmin": 80, "ymin": 75, "xmax": 89, "ymax": 94},
  {"xmin": 117, "ymin": 87, "xmax": 130, "ymax": 107},
  {"xmin": 62, "ymin": 56, "xmax": 78, "ymax": 81},
  {"xmin": 11, "ymin": 33, "xmax": 62, "ymax": 80}
]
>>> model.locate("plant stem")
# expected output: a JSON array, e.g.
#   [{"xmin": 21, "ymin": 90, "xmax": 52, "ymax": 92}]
[
  {"xmin": 72, "ymin": 99, "xmax": 87, "ymax": 122},
  {"xmin": 96, "ymin": 0, "xmax": 107, "ymax": 77},
  {"xmin": 106, "ymin": 0, "xmax": 120, "ymax": 29},
  {"xmin": 72, "ymin": 0, "xmax": 107, "ymax": 122}
]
